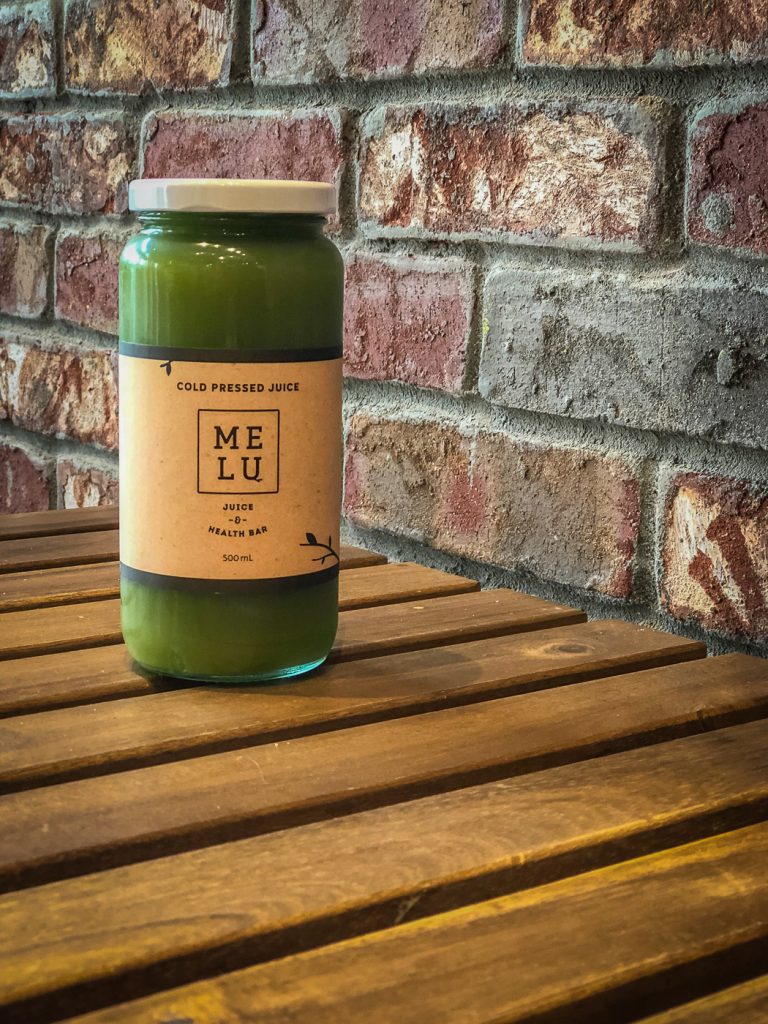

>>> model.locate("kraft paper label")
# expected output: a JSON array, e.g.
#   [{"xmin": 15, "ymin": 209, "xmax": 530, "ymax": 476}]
[{"xmin": 119, "ymin": 343, "xmax": 342, "ymax": 589}]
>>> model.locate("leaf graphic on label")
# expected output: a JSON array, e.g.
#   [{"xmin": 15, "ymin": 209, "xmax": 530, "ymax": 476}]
[
  {"xmin": 299, "ymin": 531, "xmax": 339, "ymax": 565},
  {"xmin": 160, "ymin": 361, "xmax": 173, "ymax": 376}
]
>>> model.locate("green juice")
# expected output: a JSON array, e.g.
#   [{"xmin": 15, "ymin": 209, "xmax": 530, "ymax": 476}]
[{"xmin": 119, "ymin": 180, "xmax": 343, "ymax": 682}]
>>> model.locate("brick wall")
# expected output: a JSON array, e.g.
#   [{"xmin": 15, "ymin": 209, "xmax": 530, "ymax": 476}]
[{"xmin": 1, "ymin": 0, "xmax": 768, "ymax": 656}]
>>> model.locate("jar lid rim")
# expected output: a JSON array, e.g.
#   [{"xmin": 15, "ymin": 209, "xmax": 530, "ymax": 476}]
[{"xmin": 129, "ymin": 178, "xmax": 337, "ymax": 215}]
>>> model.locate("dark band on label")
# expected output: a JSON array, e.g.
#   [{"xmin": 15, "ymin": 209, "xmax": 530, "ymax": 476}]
[
  {"xmin": 119, "ymin": 342, "xmax": 343, "ymax": 363},
  {"xmin": 120, "ymin": 562, "xmax": 339, "ymax": 593}
]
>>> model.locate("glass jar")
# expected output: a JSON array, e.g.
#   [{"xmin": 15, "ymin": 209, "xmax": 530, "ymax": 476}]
[{"xmin": 119, "ymin": 179, "xmax": 343, "ymax": 682}]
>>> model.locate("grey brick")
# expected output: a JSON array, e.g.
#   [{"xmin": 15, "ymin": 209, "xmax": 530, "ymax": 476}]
[{"xmin": 480, "ymin": 268, "xmax": 768, "ymax": 449}]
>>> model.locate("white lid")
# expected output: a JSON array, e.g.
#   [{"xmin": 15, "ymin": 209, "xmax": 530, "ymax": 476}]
[{"xmin": 129, "ymin": 178, "xmax": 337, "ymax": 216}]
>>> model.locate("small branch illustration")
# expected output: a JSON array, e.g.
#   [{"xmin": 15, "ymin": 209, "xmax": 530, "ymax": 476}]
[
  {"xmin": 300, "ymin": 532, "xmax": 339, "ymax": 565},
  {"xmin": 160, "ymin": 361, "xmax": 173, "ymax": 376}
]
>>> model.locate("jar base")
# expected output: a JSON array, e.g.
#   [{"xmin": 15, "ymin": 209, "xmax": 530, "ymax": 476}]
[{"xmin": 133, "ymin": 655, "xmax": 328, "ymax": 685}]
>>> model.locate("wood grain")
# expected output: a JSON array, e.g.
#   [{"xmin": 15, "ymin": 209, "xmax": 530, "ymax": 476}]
[
  {"xmin": 0, "ymin": 588, "xmax": 582, "ymax": 661},
  {"xmin": 8, "ymin": 799, "xmax": 768, "ymax": 1024},
  {"xmin": 0, "ymin": 606, "xmax": 700, "ymax": 720},
  {"xmin": 0, "ymin": 530, "xmax": 121, "ymax": 574},
  {"xmin": 336, "ymin": 545, "xmax": 388, "ymax": 570},
  {"xmin": 0, "ymin": 562, "xmax": 119, "ymax": 611},
  {"xmin": 0, "ymin": 645, "xmax": 160, "ymax": 718},
  {"xmin": 0, "ymin": 505, "xmax": 118, "ymax": 542},
  {"xmin": 638, "ymin": 976, "xmax": 768, "ymax": 1023},
  {"xmin": 0, "ymin": 560, "xmax": 475, "ymax": 614},
  {"xmin": 0, "ymin": 652, "xmax": 760, "ymax": 889},
  {"xmin": 0, "ymin": 599, "xmax": 123, "ymax": 659},
  {"xmin": 4, "ymin": 510, "xmax": 762, "ymax": 1024},
  {"xmin": 0, "ymin": 619, "xmax": 701, "ymax": 791},
  {"xmin": 0, "ymin": 531, "xmax": 386, "ymax": 574}
]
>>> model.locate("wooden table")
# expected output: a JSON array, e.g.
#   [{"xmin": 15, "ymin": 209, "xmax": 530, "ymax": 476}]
[{"xmin": 1, "ymin": 506, "xmax": 768, "ymax": 1024}]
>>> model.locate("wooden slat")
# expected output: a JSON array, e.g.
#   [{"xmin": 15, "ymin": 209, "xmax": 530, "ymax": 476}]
[
  {"xmin": 5, "ymin": 744, "xmax": 768, "ymax": 1024},
  {"xmin": 0, "ymin": 588, "xmax": 582, "ymax": 661},
  {"xmin": 0, "ymin": 530, "xmax": 121, "ymax": 573},
  {"xmin": 0, "ymin": 645, "xmax": 155, "ymax": 718},
  {"xmin": 0, "ymin": 611, "xmax": 693, "ymax": 720},
  {"xmin": 638, "ymin": 976, "xmax": 768, "ymax": 1023},
  {"xmin": 0, "ymin": 619, "xmax": 700, "ymax": 792},
  {"xmin": 337, "ymin": 545, "xmax": 388, "ymax": 569},
  {"xmin": 0, "ymin": 560, "xmax": 475, "ymax": 613},
  {"xmin": 0, "ymin": 505, "xmax": 118, "ymax": 542},
  {"xmin": 0, "ymin": 599, "xmax": 122, "ymax": 659},
  {"xmin": 63, "ymin": 823, "xmax": 768, "ymax": 1024},
  {"xmin": 0, "ymin": 589, "xmax": 581, "ymax": 719},
  {"xmin": 0, "ymin": 562, "xmax": 119, "ymax": 611},
  {"xmin": 0, "ymin": 531, "xmax": 385, "ymax": 573},
  {"xmin": 1, "ymin": 650, "xmax": 760, "ymax": 890}
]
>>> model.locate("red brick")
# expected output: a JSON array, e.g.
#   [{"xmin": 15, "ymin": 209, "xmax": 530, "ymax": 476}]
[
  {"xmin": 344, "ymin": 254, "xmax": 473, "ymax": 391},
  {"xmin": 66, "ymin": 0, "xmax": 234, "ymax": 94},
  {"xmin": 55, "ymin": 230, "xmax": 124, "ymax": 335},
  {"xmin": 0, "ymin": 1, "xmax": 55, "ymax": 97},
  {"xmin": 524, "ymin": 0, "xmax": 768, "ymax": 67},
  {"xmin": 0, "ymin": 336, "xmax": 118, "ymax": 449},
  {"xmin": 0, "ymin": 222, "xmax": 50, "ymax": 318},
  {"xmin": 359, "ymin": 102, "xmax": 666, "ymax": 251},
  {"xmin": 345, "ymin": 414, "xmax": 640, "ymax": 597},
  {"xmin": 662, "ymin": 471, "xmax": 768, "ymax": 642},
  {"xmin": 57, "ymin": 458, "xmax": 118, "ymax": 507},
  {"xmin": 688, "ymin": 102, "xmax": 768, "ymax": 256},
  {"xmin": 143, "ymin": 110, "xmax": 344, "ymax": 191},
  {"xmin": 252, "ymin": 0, "xmax": 502, "ymax": 82},
  {"xmin": 0, "ymin": 115, "xmax": 134, "ymax": 215},
  {"xmin": 0, "ymin": 443, "xmax": 52, "ymax": 512}
]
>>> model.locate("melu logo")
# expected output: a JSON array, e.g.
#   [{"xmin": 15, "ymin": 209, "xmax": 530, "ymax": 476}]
[{"xmin": 198, "ymin": 409, "xmax": 280, "ymax": 494}]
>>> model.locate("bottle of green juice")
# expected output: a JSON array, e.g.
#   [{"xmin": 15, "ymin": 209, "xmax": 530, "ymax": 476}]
[{"xmin": 119, "ymin": 179, "xmax": 343, "ymax": 682}]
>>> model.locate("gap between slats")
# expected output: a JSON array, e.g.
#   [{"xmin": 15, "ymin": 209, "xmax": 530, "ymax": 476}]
[{"xmin": 635, "ymin": 974, "xmax": 768, "ymax": 1023}]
